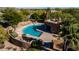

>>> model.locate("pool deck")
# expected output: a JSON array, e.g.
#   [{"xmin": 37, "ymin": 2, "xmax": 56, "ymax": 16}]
[
  {"xmin": 15, "ymin": 21, "xmax": 32, "ymax": 35},
  {"xmin": 40, "ymin": 32, "xmax": 56, "ymax": 42},
  {"xmin": 15, "ymin": 21, "xmax": 64, "ymax": 51},
  {"xmin": 40, "ymin": 32, "xmax": 64, "ymax": 51}
]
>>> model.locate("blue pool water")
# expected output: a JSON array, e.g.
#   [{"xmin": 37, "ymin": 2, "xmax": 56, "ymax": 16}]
[{"xmin": 22, "ymin": 23, "xmax": 51, "ymax": 37}]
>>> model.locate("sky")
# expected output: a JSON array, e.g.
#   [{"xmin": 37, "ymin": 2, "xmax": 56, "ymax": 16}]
[{"xmin": 0, "ymin": 0, "xmax": 79, "ymax": 7}]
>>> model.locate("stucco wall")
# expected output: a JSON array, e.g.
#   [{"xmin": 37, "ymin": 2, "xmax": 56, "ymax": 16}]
[{"xmin": 45, "ymin": 22, "xmax": 60, "ymax": 34}]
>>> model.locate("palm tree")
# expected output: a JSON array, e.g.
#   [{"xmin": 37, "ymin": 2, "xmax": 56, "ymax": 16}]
[{"xmin": 63, "ymin": 23, "xmax": 79, "ymax": 51}]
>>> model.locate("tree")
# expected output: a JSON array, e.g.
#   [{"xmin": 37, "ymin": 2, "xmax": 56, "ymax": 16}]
[
  {"xmin": 62, "ymin": 19, "xmax": 79, "ymax": 50},
  {"xmin": 61, "ymin": 13, "xmax": 77, "ymax": 36},
  {"xmin": 49, "ymin": 12, "xmax": 62, "ymax": 20},
  {"xmin": 1, "ymin": 8, "xmax": 23, "ymax": 26},
  {"xmin": 31, "ymin": 13, "xmax": 40, "ymax": 20},
  {"xmin": 62, "ymin": 8, "xmax": 79, "ymax": 23},
  {"xmin": 31, "ymin": 40, "xmax": 42, "ymax": 48},
  {"xmin": 19, "ymin": 9, "xmax": 30, "ymax": 21},
  {"xmin": 20, "ymin": 9, "xmax": 30, "ymax": 16},
  {"xmin": 35, "ymin": 9, "xmax": 45, "ymax": 15},
  {"xmin": 62, "ymin": 8, "xmax": 76, "ymax": 15},
  {"xmin": 0, "ymin": 25, "xmax": 8, "ymax": 44},
  {"xmin": 69, "ymin": 24, "xmax": 79, "ymax": 39},
  {"xmin": 60, "ymin": 11, "xmax": 79, "ymax": 50},
  {"xmin": 31, "ymin": 12, "xmax": 47, "ymax": 22},
  {"xmin": 74, "ymin": 14, "xmax": 79, "ymax": 22},
  {"xmin": 55, "ymin": 8, "xmax": 62, "ymax": 11},
  {"xmin": 66, "ymin": 23, "xmax": 79, "ymax": 50},
  {"xmin": 40, "ymin": 13, "xmax": 46, "ymax": 20}
]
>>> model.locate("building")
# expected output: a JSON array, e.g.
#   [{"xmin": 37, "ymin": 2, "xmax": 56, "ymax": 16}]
[{"xmin": 45, "ymin": 18, "xmax": 62, "ymax": 34}]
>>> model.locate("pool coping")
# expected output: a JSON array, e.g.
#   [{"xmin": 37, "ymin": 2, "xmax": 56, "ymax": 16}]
[
  {"xmin": 22, "ymin": 23, "xmax": 44, "ymax": 39},
  {"xmin": 15, "ymin": 23, "xmax": 44, "ymax": 40}
]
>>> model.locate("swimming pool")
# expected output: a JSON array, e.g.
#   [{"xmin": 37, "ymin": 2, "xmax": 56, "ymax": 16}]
[{"xmin": 22, "ymin": 23, "xmax": 51, "ymax": 37}]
